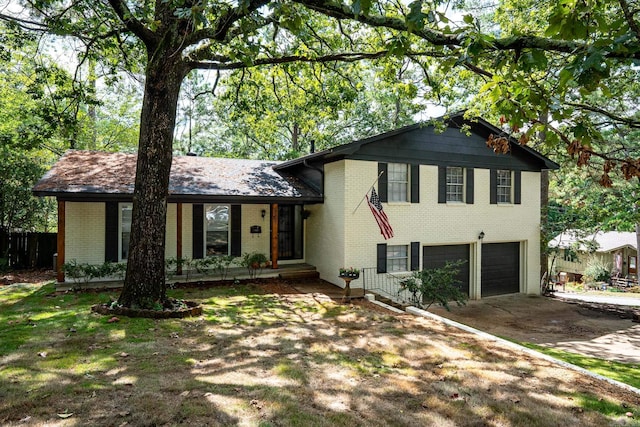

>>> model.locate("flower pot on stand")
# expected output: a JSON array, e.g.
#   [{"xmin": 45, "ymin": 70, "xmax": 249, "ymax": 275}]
[{"xmin": 338, "ymin": 272, "xmax": 359, "ymax": 301}]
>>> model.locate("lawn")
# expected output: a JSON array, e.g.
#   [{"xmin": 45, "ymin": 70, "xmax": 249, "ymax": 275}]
[{"xmin": 1, "ymin": 281, "xmax": 640, "ymax": 426}]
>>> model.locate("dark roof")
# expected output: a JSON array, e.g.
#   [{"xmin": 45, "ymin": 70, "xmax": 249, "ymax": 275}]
[
  {"xmin": 33, "ymin": 151, "xmax": 322, "ymax": 203},
  {"xmin": 274, "ymin": 112, "xmax": 560, "ymax": 171}
]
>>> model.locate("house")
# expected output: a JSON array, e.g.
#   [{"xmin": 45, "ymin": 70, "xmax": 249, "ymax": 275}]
[
  {"xmin": 549, "ymin": 230, "xmax": 638, "ymax": 281},
  {"xmin": 33, "ymin": 113, "xmax": 559, "ymax": 299}
]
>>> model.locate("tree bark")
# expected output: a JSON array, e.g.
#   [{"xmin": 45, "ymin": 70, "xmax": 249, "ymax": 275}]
[{"xmin": 118, "ymin": 49, "xmax": 187, "ymax": 308}]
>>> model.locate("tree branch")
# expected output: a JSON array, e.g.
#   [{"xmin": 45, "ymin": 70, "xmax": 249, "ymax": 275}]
[
  {"xmin": 106, "ymin": 0, "xmax": 156, "ymax": 46},
  {"xmin": 291, "ymin": 0, "xmax": 640, "ymax": 60},
  {"xmin": 566, "ymin": 102, "xmax": 640, "ymax": 129},
  {"xmin": 619, "ymin": 0, "xmax": 640, "ymax": 39},
  {"xmin": 187, "ymin": 0, "xmax": 271, "ymax": 45},
  {"xmin": 187, "ymin": 51, "xmax": 390, "ymax": 70}
]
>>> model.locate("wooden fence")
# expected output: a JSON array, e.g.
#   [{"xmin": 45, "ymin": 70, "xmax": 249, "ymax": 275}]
[{"xmin": 0, "ymin": 231, "xmax": 57, "ymax": 269}]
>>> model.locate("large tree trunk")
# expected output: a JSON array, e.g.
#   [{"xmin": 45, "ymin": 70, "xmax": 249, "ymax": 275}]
[{"xmin": 118, "ymin": 50, "xmax": 187, "ymax": 308}]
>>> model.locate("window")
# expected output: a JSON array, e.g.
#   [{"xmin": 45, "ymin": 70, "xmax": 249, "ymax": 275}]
[
  {"xmin": 388, "ymin": 163, "xmax": 408, "ymax": 202},
  {"xmin": 446, "ymin": 167, "xmax": 464, "ymax": 202},
  {"xmin": 387, "ymin": 245, "xmax": 408, "ymax": 272},
  {"xmin": 119, "ymin": 203, "xmax": 133, "ymax": 261},
  {"xmin": 563, "ymin": 248, "xmax": 578, "ymax": 262},
  {"xmin": 496, "ymin": 170, "xmax": 512, "ymax": 203},
  {"xmin": 205, "ymin": 204, "xmax": 230, "ymax": 256}
]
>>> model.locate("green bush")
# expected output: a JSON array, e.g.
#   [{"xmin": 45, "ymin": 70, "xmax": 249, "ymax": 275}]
[
  {"xmin": 62, "ymin": 261, "xmax": 126, "ymax": 287},
  {"xmin": 193, "ymin": 255, "xmax": 236, "ymax": 280},
  {"xmin": 165, "ymin": 257, "xmax": 193, "ymax": 282},
  {"xmin": 239, "ymin": 252, "xmax": 269, "ymax": 279},
  {"xmin": 399, "ymin": 260, "xmax": 468, "ymax": 311},
  {"xmin": 583, "ymin": 256, "xmax": 611, "ymax": 283}
]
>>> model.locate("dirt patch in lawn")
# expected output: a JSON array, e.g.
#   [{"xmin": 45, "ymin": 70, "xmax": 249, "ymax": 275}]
[
  {"xmin": 0, "ymin": 269, "xmax": 55, "ymax": 286},
  {"xmin": 429, "ymin": 294, "xmax": 640, "ymax": 364}
]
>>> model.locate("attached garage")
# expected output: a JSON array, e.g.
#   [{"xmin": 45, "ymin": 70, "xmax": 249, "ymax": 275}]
[
  {"xmin": 481, "ymin": 242, "xmax": 520, "ymax": 297},
  {"xmin": 422, "ymin": 244, "xmax": 470, "ymax": 295}
]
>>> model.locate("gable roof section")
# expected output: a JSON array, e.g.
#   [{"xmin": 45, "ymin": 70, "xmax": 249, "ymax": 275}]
[
  {"xmin": 275, "ymin": 112, "xmax": 559, "ymax": 173},
  {"xmin": 549, "ymin": 230, "xmax": 637, "ymax": 252},
  {"xmin": 33, "ymin": 150, "xmax": 322, "ymax": 203}
]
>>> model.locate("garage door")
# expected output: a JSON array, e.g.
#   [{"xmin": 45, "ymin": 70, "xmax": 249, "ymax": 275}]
[
  {"xmin": 481, "ymin": 242, "xmax": 520, "ymax": 297},
  {"xmin": 422, "ymin": 245, "xmax": 470, "ymax": 295}
]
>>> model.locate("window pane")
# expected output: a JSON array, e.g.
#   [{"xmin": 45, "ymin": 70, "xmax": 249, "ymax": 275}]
[
  {"xmin": 206, "ymin": 205, "xmax": 229, "ymax": 256},
  {"xmin": 388, "ymin": 163, "xmax": 408, "ymax": 202},
  {"xmin": 387, "ymin": 245, "xmax": 408, "ymax": 272},
  {"xmin": 121, "ymin": 204, "xmax": 132, "ymax": 260},
  {"xmin": 496, "ymin": 170, "xmax": 511, "ymax": 203},
  {"xmin": 446, "ymin": 167, "xmax": 464, "ymax": 202}
]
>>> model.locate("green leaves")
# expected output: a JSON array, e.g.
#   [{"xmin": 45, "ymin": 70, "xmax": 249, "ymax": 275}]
[
  {"xmin": 406, "ymin": 0, "xmax": 428, "ymax": 32},
  {"xmin": 351, "ymin": 0, "xmax": 372, "ymax": 16}
]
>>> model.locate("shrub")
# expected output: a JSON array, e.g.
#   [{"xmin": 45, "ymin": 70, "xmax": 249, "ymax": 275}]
[
  {"xmin": 239, "ymin": 252, "xmax": 268, "ymax": 279},
  {"xmin": 399, "ymin": 260, "xmax": 468, "ymax": 311},
  {"xmin": 583, "ymin": 256, "xmax": 611, "ymax": 283},
  {"xmin": 165, "ymin": 257, "xmax": 192, "ymax": 282},
  {"xmin": 62, "ymin": 261, "xmax": 126, "ymax": 288},
  {"xmin": 193, "ymin": 255, "xmax": 237, "ymax": 280}
]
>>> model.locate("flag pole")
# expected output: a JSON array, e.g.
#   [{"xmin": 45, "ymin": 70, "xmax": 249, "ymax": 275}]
[{"xmin": 352, "ymin": 170, "xmax": 384, "ymax": 214}]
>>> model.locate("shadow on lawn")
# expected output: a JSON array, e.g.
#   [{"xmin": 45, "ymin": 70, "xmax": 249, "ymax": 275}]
[{"xmin": 1, "ymin": 282, "xmax": 639, "ymax": 426}]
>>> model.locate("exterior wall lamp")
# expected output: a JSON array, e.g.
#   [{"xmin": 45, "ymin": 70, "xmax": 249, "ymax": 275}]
[
  {"xmin": 261, "ymin": 209, "xmax": 266, "ymax": 219},
  {"xmin": 478, "ymin": 231, "xmax": 485, "ymax": 240}
]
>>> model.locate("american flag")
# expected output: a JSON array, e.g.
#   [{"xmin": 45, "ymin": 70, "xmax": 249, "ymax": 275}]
[{"xmin": 367, "ymin": 187, "xmax": 394, "ymax": 240}]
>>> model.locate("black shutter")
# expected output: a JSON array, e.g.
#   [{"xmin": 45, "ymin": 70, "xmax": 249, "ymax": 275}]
[
  {"xmin": 490, "ymin": 169, "xmax": 497, "ymax": 205},
  {"xmin": 514, "ymin": 170, "xmax": 521, "ymax": 205},
  {"xmin": 192, "ymin": 204, "xmax": 204, "ymax": 259},
  {"xmin": 411, "ymin": 241, "xmax": 420, "ymax": 271},
  {"xmin": 230, "ymin": 205, "xmax": 241, "ymax": 256},
  {"xmin": 411, "ymin": 164, "xmax": 420, "ymax": 203},
  {"xmin": 105, "ymin": 202, "xmax": 118, "ymax": 262},
  {"xmin": 377, "ymin": 243, "xmax": 387, "ymax": 273},
  {"xmin": 378, "ymin": 163, "xmax": 388, "ymax": 202},
  {"xmin": 438, "ymin": 166, "xmax": 446, "ymax": 204},
  {"xmin": 466, "ymin": 168, "xmax": 474, "ymax": 204}
]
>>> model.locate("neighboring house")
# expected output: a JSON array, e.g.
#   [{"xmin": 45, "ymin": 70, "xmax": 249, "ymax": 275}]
[
  {"xmin": 549, "ymin": 230, "xmax": 638, "ymax": 280},
  {"xmin": 33, "ymin": 113, "xmax": 558, "ymax": 299}
]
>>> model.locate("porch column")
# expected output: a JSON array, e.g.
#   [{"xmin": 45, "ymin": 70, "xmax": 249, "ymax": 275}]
[
  {"xmin": 56, "ymin": 200, "xmax": 65, "ymax": 282},
  {"xmin": 270, "ymin": 203, "xmax": 278, "ymax": 269},
  {"xmin": 176, "ymin": 203, "xmax": 183, "ymax": 275}
]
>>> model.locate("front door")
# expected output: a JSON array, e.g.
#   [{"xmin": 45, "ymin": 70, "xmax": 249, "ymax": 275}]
[
  {"xmin": 629, "ymin": 256, "xmax": 637, "ymax": 276},
  {"xmin": 278, "ymin": 205, "xmax": 303, "ymax": 260}
]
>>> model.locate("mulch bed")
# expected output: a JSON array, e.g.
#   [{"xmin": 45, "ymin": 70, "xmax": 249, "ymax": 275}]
[{"xmin": 91, "ymin": 299, "xmax": 202, "ymax": 319}]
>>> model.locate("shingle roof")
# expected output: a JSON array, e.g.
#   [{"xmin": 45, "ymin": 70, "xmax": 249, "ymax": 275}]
[
  {"xmin": 33, "ymin": 150, "xmax": 322, "ymax": 202},
  {"xmin": 549, "ymin": 230, "xmax": 637, "ymax": 252}
]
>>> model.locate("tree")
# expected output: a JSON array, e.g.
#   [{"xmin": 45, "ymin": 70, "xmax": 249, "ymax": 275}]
[{"xmin": 5, "ymin": 0, "xmax": 640, "ymax": 308}]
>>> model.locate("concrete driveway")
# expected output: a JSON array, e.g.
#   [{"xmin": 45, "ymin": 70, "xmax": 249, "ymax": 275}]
[
  {"xmin": 428, "ymin": 294, "xmax": 640, "ymax": 364},
  {"xmin": 555, "ymin": 291, "xmax": 640, "ymax": 307}
]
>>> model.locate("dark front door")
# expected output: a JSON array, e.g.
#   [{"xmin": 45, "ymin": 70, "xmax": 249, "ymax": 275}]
[
  {"xmin": 422, "ymin": 244, "xmax": 470, "ymax": 295},
  {"xmin": 278, "ymin": 205, "xmax": 303, "ymax": 260},
  {"xmin": 481, "ymin": 242, "xmax": 520, "ymax": 297}
]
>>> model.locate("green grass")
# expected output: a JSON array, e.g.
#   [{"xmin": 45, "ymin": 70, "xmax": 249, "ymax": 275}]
[{"xmin": 521, "ymin": 342, "xmax": 640, "ymax": 389}]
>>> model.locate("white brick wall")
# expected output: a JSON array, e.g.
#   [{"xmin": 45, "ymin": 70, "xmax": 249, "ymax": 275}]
[
  {"xmin": 64, "ymin": 202, "xmax": 273, "ymax": 265},
  {"xmin": 242, "ymin": 204, "xmax": 270, "ymax": 256},
  {"xmin": 308, "ymin": 160, "xmax": 543, "ymax": 297},
  {"xmin": 65, "ymin": 202, "xmax": 105, "ymax": 264},
  {"xmin": 305, "ymin": 161, "xmax": 346, "ymax": 284}
]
